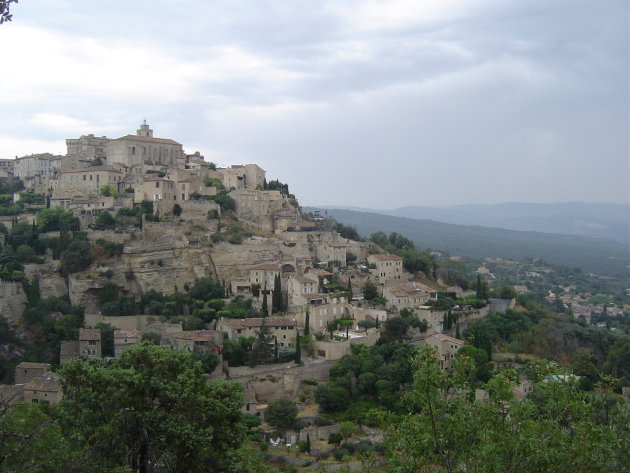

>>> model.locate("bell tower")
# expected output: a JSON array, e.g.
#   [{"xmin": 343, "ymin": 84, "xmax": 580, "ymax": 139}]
[{"xmin": 137, "ymin": 119, "xmax": 153, "ymax": 137}]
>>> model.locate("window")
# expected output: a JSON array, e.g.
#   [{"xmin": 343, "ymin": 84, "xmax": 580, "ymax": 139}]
[
  {"xmin": 88, "ymin": 340, "xmax": 96, "ymax": 346},
  {"xmin": 156, "ymin": 182, "xmax": 160, "ymax": 188},
  {"xmin": 83, "ymin": 175, "xmax": 86, "ymax": 181}
]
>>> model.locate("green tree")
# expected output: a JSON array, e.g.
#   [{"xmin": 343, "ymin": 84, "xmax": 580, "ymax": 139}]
[
  {"xmin": 362, "ymin": 281, "xmax": 378, "ymax": 301},
  {"xmin": 59, "ymin": 343, "xmax": 244, "ymax": 473},
  {"xmin": 60, "ymin": 239, "xmax": 94, "ymax": 274},
  {"xmin": 261, "ymin": 290, "xmax": 268, "ymax": 316},
  {"xmin": 295, "ymin": 330, "xmax": 302, "ymax": 364},
  {"xmin": 272, "ymin": 274, "xmax": 282, "ymax": 314},
  {"xmin": 304, "ymin": 307, "xmax": 310, "ymax": 335},
  {"xmin": 99, "ymin": 185, "xmax": 118, "ymax": 197},
  {"xmin": 264, "ymin": 398, "xmax": 297, "ymax": 431},
  {"xmin": 93, "ymin": 211, "xmax": 116, "ymax": 230},
  {"xmin": 339, "ymin": 421, "xmax": 358, "ymax": 440},
  {"xmin": 36, "ymin": 208, "xmax": 80, "ymax": 233},
  {"xmin": 249, "ymin": 321, "xmax": 274, "ymax": 366},
  {"xmin": 386, "ymin": 346, "xmax": 628, "ymax": 473},
  {"xmin": 172, "ymin": 203, "xmax": 182, "ymax": 217}
]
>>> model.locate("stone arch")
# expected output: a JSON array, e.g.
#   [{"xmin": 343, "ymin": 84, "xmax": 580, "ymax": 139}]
[{"xmin": 281, "ymin": 264, "xmax": 296, "ymax": 275}]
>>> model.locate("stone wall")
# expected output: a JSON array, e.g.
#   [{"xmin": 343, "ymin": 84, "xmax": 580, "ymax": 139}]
[
  {"xmin": 313, "ymin": 332, "xmax": 379, "ymax": 361},
  {"xmin": 84, "ymin": 314, "xmax": 155, "ymax": 331},
  {"xmin": 227, "ymin": 359, "xmax": 336, "ymax": 403}
]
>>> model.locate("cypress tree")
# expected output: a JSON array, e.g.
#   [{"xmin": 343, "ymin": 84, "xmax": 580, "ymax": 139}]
[
  {"xmin": 295, "ymin": 330, "xmax": 302, "ymax": 364},
  {"xmin": 273, "ymin": 274, "xmax": 282, "ymax": 314},
  {"xmin": 304, "ymin": 308, "xmax": 310, "ymax": 335},
  {"xmin": 455, "ymin": 323, "xmax": 461, "ymax": 339},
  {"xmin": 261, "ymin": 290, "xmax": 268, "ymax": 317}
]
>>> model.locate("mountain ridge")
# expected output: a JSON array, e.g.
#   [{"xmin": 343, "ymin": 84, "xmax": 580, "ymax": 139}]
[
  {"xmin": 305, "ymin": 206, "xmax": 630, "ymax": 277},
  {"xmin": 315, "ymin": 201, "xmax": 629, "ymax": 242}
]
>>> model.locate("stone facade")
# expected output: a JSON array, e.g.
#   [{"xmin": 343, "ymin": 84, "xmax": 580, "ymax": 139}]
[{"xmin": 368, "ymin": 253, "xmax": 404, "ymax": 280}]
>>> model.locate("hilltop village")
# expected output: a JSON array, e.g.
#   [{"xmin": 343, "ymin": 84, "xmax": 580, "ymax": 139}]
[
  {"xmin": 0, "ymin": 122, "xmax": 492, "ymax": 407},
  {"xmin": 0, "ymin": 123, "xmax": 628, "ymax": 471}
]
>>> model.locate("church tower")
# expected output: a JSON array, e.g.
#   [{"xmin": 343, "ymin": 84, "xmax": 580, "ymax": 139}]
[{"xmin": 137, "ymin": 120, "xmax": 153, "ymax": 138}]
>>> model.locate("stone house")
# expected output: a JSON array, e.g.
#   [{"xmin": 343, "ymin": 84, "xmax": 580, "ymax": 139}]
[
  {"xmin": 217, "ymin": 317, "xmax": 297, "ymax": 348},
  {"xmin": 135, "ymin": 174, "xmax": 176, "ymax": 203},
  {"xmin": 294, "ymin": 296, "xmax": 352, "ymax": 334},
  {"xmin": 168, "ymin": 330, "xmax": 223, "ymax": 353},
  {"xmin": 368, "ymin": 253, "xmax": 403, "ymax": 281},
  {"xmin": 59, "ymin": 165, "xmax": 124, "ymax": 195},
  {"xmin": 64, "ymin": 195, "xmax": 114, "ymax": 214},
  {"xmin": 14, "ymin": 362, "xmax": 52, "ymax": 385},
  {"xmin": 249, "ymin": 263, "xmax": 282, "ymax": 289},
  {"xmin": 423, "ymin": 333, "xmax": 465, "ymax": 370},
  {"xmin": 317, "ymin": 243, "xmax": 347, "ymax": 266},
  {"xmin": 218, "ymin": 164, "xmax": 265, "ymax": 190},
  {"xmin": 382, "ymin": 280, "xmax": 437, "ymax": 311},
  {"xmin": 23, "ymin": 373, "xmax": 62, "ymax": 405},
  {"xmin": 287, "ymin": 275, "xmax": 319, "ymax": 307},
  {"xmin": 114, "ymin": 329, "xmax": 140, "ymax": 358},
  {"xmin": 60, "ymin": 328, "xmax": 102, "ymax": 364}
]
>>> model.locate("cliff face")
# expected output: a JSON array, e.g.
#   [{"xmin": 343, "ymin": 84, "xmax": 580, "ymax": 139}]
[
  {"xmin": 0, "ymin": 282, "xmax": 27, "ymax": 324},
  {"xmin": 18, "ymin": 218, "xmax": 351, "ymax": 313}
]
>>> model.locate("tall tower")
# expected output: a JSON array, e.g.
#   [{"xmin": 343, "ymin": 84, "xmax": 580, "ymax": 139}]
[{"xmin": 137, "ymin": 120, "xmax": 153, "ymax": 138}]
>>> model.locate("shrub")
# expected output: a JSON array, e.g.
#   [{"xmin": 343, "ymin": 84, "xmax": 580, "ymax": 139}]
[
  {"xmin": 332, "ymin": 447, "xmax": 349, "ymax": 461},
  {"xmin": 60, "ymin": 239, "xmax": 94, "ymax": 274}
]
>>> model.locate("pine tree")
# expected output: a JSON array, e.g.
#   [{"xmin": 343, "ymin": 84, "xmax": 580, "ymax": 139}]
[
  {"xmin": 295, "ymin": 330, "xmax": 302, "ymax": 364},
  {"xmin": 304, "ymin": 307, "xmax": 310, "ymax": 335}
]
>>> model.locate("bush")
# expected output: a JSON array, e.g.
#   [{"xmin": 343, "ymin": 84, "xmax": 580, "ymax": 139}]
[
  {"xmin": 96, "ymin": 239, "xmax": 123, "ymax": 258},
  {"xmin": 60, "ymin": 239, "xmax": 94, "ymax": 274},
  {"xmin": 332, "ymin": 448, "xmax": 349, "ymax": 461},
  {"xmin": 313, "ymin": 416, "xmax": 333, "ymax": 426}
]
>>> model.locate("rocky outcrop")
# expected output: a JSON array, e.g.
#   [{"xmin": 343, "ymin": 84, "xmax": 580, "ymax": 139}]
[{"xmin": 0, "ymin": 282, "xmax": 27, "ymax": 324}]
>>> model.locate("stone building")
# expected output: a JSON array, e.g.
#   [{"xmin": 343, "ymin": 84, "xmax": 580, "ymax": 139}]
[
  {"xmin": 249, "ymin": 262, "xmax": 282, "ymax": 289},
  {"xmin": 14, "ymin": 362, "xmax": 52, "ymax": 385},
  {"xmin": 60, "ymin": 328, "xmax": 102, "ymax": 364},
  {"xmin": 23, "ymin": 374, "xmax": 62, "ymax": 405},
  {"xmin": 217, "ymin": 317, "xmax": 297, "ymax": 348},
  {"xmin": 66, "ymin": 134, "xmax": 110, "ymax": 163},
  {"xmin": 317, "ymin": 243, "xmax": 347, "ymax": 266},
  {"xmin": 59, "ymin": 165, "xmax": 124, "ymax": 195},
  {"xmin": 218, "ymin": 164, "xmax": 265, "ymax": 190},
  {"xmin": 382, "ymin": 280, "xmax": 437, "ymax": 311},
  {"xmin": 423, "ymin": 333, "xmax": 465, "ymax": 370},
  {"xmin": 368, "ymin": 253, "xmax": 403, "ymax": 281},
  {"xmin": 107, "ymin": 121, "xmax": 184, "ymax": 168},
  {"xmin": 114, "ymin": 329, "xmax": 140, "ymax": 358},
  {"xmin": 287, "ymin": 275, "xmax": 319, "ymax": 307}
]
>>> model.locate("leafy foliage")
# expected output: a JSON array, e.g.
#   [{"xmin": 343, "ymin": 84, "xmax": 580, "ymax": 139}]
[{"xmin": 59, "ymin": 343, "xmax": 245, "ymax": 472}]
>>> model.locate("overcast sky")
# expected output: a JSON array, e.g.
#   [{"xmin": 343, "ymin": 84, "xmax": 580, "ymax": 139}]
[{"xmin": 1, "ymin": 0, "xmax": 627, "ymax": 208}]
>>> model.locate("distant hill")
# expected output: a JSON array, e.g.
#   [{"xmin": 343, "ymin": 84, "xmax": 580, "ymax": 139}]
[
  {"xmin": 319, "ymin": 202, "xmax": 629, "ymax": 242},
  {"xmin": 306, "ymin": 207, "xmax": 630, "ymax": 277}
]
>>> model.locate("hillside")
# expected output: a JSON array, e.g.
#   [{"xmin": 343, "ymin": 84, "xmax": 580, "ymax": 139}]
[
  {"xmin": 320, "ymin": 202, "xmax": 629, "ymax": 242},
  {"xmin": 306, "ymin": 207, "xmax": 630, "ymax": 277}
]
